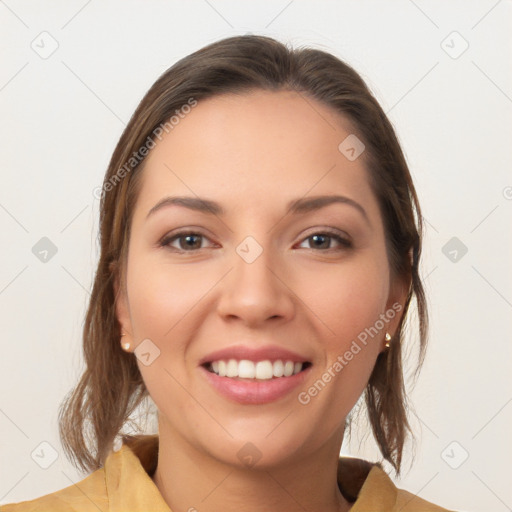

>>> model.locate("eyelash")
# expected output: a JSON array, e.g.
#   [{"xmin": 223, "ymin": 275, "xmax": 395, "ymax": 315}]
[{"xmin": 159, "ymin": 229, "xmax": 353, "ymax": 253}]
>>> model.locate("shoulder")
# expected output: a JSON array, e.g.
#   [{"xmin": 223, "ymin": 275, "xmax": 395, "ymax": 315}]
[
  {"xmin": 338, "ymin": 457, "xmax": 455, "ymax": 511},
  {"xmin": 361, "ymin": 465, "xmax": 455, "ymax": 511},
  {"xmin": 0, "ymin": 435, "xmax": 161, "ymax": 512},
  {"xmin": 0, "ymin": 466, "xmax": 107, "ymax": 512}
]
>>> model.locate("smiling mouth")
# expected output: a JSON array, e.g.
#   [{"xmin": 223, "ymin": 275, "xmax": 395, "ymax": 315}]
[{"xmin": 203, "ymin": 359, "xmax": 312, "ymax": 380}]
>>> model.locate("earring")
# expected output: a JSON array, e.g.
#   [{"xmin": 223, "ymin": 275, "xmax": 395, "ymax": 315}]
[
  {"xmin": 120, "ymin": 332, "xmax": 131, "ymax": 352},
  {"xmin": 385, "ymin": 332, "xmax": 392, "ymax": 348}
]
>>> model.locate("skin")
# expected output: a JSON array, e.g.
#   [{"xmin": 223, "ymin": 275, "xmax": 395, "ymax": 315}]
[{"xmin": 115, "ymin": 89, "xmax": 407, "ymax": 512}]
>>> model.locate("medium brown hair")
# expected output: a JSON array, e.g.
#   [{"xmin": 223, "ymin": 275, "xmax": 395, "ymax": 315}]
[{"xmin": 58, "ymin": 34, "xmax": 428, "ymax": 476}]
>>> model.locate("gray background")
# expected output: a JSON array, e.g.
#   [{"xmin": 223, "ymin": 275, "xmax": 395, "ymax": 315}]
[{"xmin": 1, "ymin": 1, "xmax": 511, "ymax": 511}]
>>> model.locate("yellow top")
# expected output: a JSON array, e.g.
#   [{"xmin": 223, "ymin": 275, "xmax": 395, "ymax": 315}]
[{"xmin": 1, "ymin": 435, "xmax": 453, "ymax": 512}]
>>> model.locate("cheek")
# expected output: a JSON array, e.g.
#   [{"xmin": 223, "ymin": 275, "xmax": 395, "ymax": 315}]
[
  {"xmin": 125, "ymin": 251, "xmax": 215, "ymax": 402},
  {"xmin": 299, "ymin": 258, "xmax": 388, "ymax": 404},
  {"xmin": 303, "ymin": 257, "xmax": 389, "ymax": 346},
  {"xmin": 126, "ymin": 251, "xmax": 209, "ymax": 338},
  {"xmin": 125, "ymin": 255, "xmax": 203, "ymax": 420}
]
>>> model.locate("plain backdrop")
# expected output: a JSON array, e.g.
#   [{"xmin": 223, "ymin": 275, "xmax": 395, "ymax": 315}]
[{"xmin": 1, "ymin": 1, "xmax": 511, "ymax": 511}]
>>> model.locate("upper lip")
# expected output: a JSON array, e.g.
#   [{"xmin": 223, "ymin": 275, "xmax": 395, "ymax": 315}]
[{"xmin": 198, "ymin": 345, "xmax": 311, "ymax": 366}]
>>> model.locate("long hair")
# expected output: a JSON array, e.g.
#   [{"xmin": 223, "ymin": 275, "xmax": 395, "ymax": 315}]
[{"xmin": 58, "ymin": 34, "xmax": 428, "ymax": 476}]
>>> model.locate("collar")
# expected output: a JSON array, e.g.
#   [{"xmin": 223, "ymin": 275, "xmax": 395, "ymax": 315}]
[{"xmin": 105, "ymin": 434, "xmax": 398, "ymax": 511}]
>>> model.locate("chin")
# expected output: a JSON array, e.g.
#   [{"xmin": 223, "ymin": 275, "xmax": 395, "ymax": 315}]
[{"xmin": 196, "ymin": 424, "xmax": 319, "ymax": 470}]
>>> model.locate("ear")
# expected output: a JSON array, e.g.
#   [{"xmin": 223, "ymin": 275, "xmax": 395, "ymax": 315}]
[
  {"xmin": 382, "ymin": 272, "xmax": 410, "ymax": 350},
  {"xmin": 111, "ymin": 260, "xmax": 133, "ymax": 339}
]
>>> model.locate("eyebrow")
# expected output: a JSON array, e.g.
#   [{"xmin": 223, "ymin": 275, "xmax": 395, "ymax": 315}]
[{"xmin": 146, "ymin": 194, "xmax": 368, "ymax": 222}]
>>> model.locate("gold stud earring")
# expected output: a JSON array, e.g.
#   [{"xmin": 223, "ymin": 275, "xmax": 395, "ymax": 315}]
[
  {"xmin": 385, "ymin": 332, "xmax": 392, "ymax": 348},
  {"xmin": 120, "ymin": 332, "xmax": 131, "ymax": 352}
]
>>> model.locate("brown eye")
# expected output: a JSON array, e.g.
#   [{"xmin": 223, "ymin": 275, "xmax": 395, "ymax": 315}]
[
  {"xmin": 160, "ymin": 232, "xmax": 212, "ymax": 252},
  {"xmin": 298, "ymin": 231, "xmax": 352, "ymax": 251}
]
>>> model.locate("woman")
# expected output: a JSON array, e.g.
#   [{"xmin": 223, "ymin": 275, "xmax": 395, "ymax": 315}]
[{"xmin": 2, "ymin": 35, "xmax": 455, "ymax": 511}]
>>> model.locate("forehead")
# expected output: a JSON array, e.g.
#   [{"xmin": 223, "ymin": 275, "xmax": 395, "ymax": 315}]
[{"xmin": 134, "ymin": 89, "xmax": 378, "ymax": 219}]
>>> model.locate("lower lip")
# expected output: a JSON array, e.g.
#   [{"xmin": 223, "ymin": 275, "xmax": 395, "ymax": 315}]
[{"xmin": 199, "ymin": 365, "xmax": 312, "ymax": 405}]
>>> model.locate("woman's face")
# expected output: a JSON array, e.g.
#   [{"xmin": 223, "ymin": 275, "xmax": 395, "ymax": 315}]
[{"xmin": 115, "ymin": 89, "xmax": 406, "ymax": 468}]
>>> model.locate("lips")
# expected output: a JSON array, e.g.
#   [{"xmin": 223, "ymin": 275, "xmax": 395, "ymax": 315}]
[{"xmin": 198, "ymin": 344, "xmax": 313, "ymax": 404}]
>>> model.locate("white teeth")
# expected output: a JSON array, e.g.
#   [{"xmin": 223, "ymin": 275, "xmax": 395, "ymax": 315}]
[
  {"xmin": 238, "ymin": 359, "xmax": 255, "ymax": 378},
  {"xmin": 226, "ymin": 359, "xmax": 238, "ymax": 377},
  {"xmin": 208, "ymin": 359, "xmax": 306, "ymax": 379},
  {"xmin": 273, "ymin": 360, "xmax": 284, "ymax": 377},
  {"xmin": 284, "ymin": 361, "xmax": 294, "ymax": 377},
  {"xmin": 255, "ymin": 361, "xmax": 273, "ymax": 380}
]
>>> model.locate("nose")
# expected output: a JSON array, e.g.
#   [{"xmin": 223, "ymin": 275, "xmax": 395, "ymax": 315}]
[{"xmin": 216, "ymin": 243, "xmax": 296, "ymax": 328}]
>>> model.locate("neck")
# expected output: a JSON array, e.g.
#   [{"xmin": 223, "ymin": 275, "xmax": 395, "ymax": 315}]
[{"xmin": 151, "ymin": 425, "xmax": 352, "ymax": 512}]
